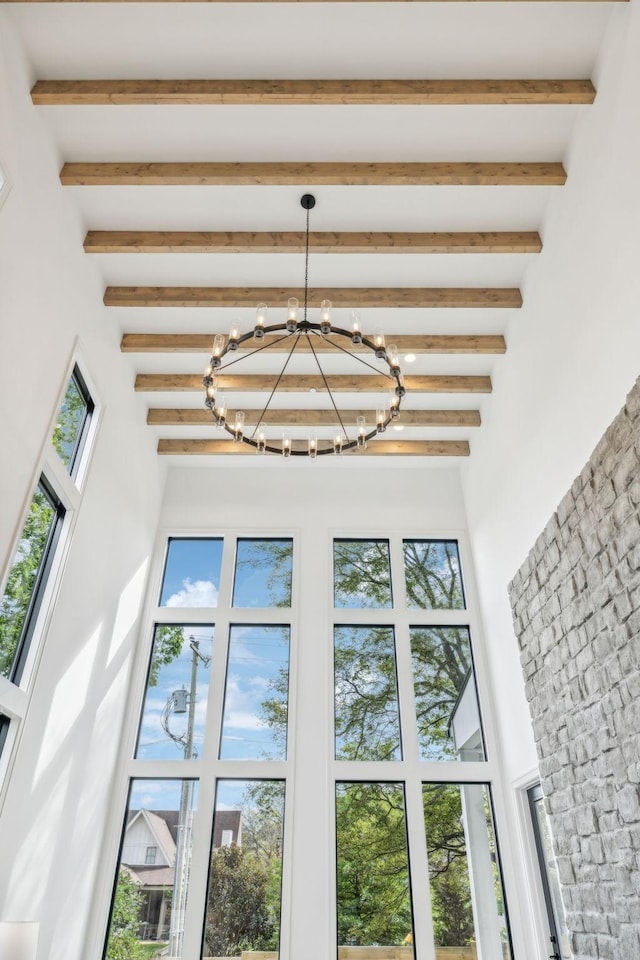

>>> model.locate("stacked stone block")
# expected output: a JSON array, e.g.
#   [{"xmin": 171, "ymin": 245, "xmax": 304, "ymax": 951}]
[{"xmin": 508, "ymin": 378, "xmax": 640, "ymax": 960}]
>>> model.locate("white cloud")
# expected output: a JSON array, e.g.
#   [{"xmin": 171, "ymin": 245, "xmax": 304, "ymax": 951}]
[{"xmin": 165, "ymin": 578, "xmax": 218, "ymax": 608}]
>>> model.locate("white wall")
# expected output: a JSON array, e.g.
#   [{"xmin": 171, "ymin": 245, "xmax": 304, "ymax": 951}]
[
  {"xmin": 462, "ymin": 2, "xmax": 640, "ymax": 948},
  {"xmin": 0, "ymin": 16, "xmax": 164, "ymax": 960}
]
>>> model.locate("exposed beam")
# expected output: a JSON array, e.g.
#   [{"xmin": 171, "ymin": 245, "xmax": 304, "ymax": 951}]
[
  {"xmin": 157, "ymin": 439, "xmax": 470, "ymax": 457},
  {"xmin": 61, "ymin": 161, "xmax": 566, "ymax": 187},
  {"xmin": 148, "ymin": 408, "xmax": 481, "ymax": 427},
  {"xmin": 88, "ymin": 230, "xmax": 541, "ymax": 255},
  {"xmin": 33, "ymin": 79, "xmax": 595, "ymax": 106},
  {"xmin": 106, "ymin": 286, "xmax": 521, "ymax": 309},
  {"xmin": 121, "ymin": 333, "xmax": 506, "ymax": 355},
  {"xmin": 135, "ymin": 373, "xmax": 492, "ymax": 393},
  {"xmin": 8, "ymin": 0, "xmax": 629, "ymax": 6}
]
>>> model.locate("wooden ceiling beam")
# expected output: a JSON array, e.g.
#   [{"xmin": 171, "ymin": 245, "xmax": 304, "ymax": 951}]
[
  {"xmin": 33, "ymin": 79, "xmax": 595, "ymax": 106},
  {"xmin": 61, "ymin": 161, "xmax": 566, "ymax": 187},
  {"xmin": 106, "ymin": 286, "xmax": 521, "ymax": 308},
  {"xmin": 87, "ymin": 230, "xmax": 541, "ymax": 255},
  {"xmin": 121, "ymin": 333, "xmax": 506, "ymax": 355},
  {"xmin": 148, "ymin": 408, "xmax": 481, "ymax": 427},
  {"xmin": 135, "ymin": 373, "xmax": 492, "ymax": 393},
  {"xmin": 157, "ymin": 439, "xmax": 470, "ymax": 457}
]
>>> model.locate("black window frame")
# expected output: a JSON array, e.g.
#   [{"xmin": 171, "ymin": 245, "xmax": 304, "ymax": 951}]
[
  {"xmin": 6, "ymin": 475, "xmax": 66, "ymax": 685},
  {"xmin": 0, "ymin": 713, "xmax": 10, "ymax": 759},
  {"xmin": 56, "ymin": 364, "xmax": 95, "ymax": 480}
]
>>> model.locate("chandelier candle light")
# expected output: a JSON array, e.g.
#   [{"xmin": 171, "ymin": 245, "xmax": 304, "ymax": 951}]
[{"xmin": 202, "ymin": 195, "xmax": 405, "ymax": 457}]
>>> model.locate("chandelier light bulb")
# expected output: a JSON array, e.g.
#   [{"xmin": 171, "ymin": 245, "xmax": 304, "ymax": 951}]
[
  {"xmin": 333, "ymin": 433, "xmax": 343, "ymax": 455},
  {"xmin": 216, "ymin": 394, "xmax": 227, "ymax": 426},
  {"xmin": 233, "ymin": 410, "xmax": 245, "ymax": 442},
  {"xmin": 390, "ymin": 392, "xmax": 400, "ymax": 420},
  {"xmin": 211, "ymin": 334, "xmax": 226, "ymax": 369},
  {"xmin": 228, "ymin": 323, "xmax": 240, "ymax": 351},
  {"xmin": 206, "ymin": 380, "xmax": 216, "ymax": 401},
  {"xmin": 351, "ymin": 311, "xmax": 362, "ymax": 345},
  {"xmin": 254, "ymin": 303, "xmax": 268, "ymax": 340},
  {"xmin": 357, "ymin": 416, "xmax": 367, "ymax": 449},
  {"xmin": 320, "ymin": 299, "xmax": 332, "ymax": 335},
  {"xmin": 387, "ymin": 343, "xmax": 400, "ymax": 370},
  {"xmin": 256, "ymin": 424, "xmax": 266, "ymax": 454},
  {"xmin": 374, "ymin": 331, "xmax": 386, "ymax": 359},
  {"xmin": 376, "ymin": 407, "xmax": 386, "ymax": 433},
  {"xmin": 287, "ymin": 298, "xmax": 299, "ymax": 333},
  {"xmin": 308, "ymin": 435, "xmax": 318, "ymax": 459},
  {"xmin": 282, "ymin": 433, "xmax": 292, "ymax": 458}
]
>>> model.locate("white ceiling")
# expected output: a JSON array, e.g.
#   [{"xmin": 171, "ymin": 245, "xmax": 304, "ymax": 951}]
[{"xmin": 7, "ymin": 3, "xmax": 616, "ymax": 463}]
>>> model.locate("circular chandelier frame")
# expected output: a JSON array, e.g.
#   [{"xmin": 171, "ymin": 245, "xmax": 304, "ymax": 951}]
[{"xmin": 202, "ymin": 195, "xmax": 405, "ymax": 458}]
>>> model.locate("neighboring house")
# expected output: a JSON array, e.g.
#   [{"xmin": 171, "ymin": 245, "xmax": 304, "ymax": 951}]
[{"xmin": 122, "ymin": 809, "xmax": 241, "ymax": 941}]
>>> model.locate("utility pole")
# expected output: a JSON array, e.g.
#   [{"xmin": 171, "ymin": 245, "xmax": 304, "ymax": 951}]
[{"xmin": 167, "ymin": 636, "xmax": 210, "ymax": 958}]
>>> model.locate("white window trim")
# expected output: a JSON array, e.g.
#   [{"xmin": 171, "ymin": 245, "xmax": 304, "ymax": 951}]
[
  {"xmin": 0, "ymin": 344, "xmax": 101, "ymax": 807},
  {"xmin": 91, "ymin": 523, "xmax": 521, "ymax": 960}
]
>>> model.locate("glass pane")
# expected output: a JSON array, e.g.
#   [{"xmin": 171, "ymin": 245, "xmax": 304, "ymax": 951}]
[
  {"xmin": 336, "ymin": 782, "xmax": 414, "ymax": 955},
  {"xmin": 334, "ymin": 626, "xmax": 402, "ymax": 761},
  {"xmin": 232, "ymin": 538, "xmax": 293, "ymax": 608},
  {"xmin": 203, "ymin": 779, "xmax": 285, "ymax": 958},
  {"xmin": 531, "ymin": 790, "xmax": 571, "ymax": 959},
  {"xmin": 0, "ymin": 482, "xmax": 59, "ymax": 679},
  {"xmin": 0, "ymin": 713, "xmax": 10, "ymax": 758},
  {"xmin": 423, "ymin": 783, "xmax": 512, "ymax": 960},
  {"xmin": 105, "ymin": 778, "xmax": 199, "ymax": 960},
  {"xmin": 52, "ymin": 368, "xmax": 91, "ymax": 473},
  {"xmin": 159, "ymin": 538, "xmax": 223, "ymax": 608},
  {"xmin": 136, "ymin": 625, "xmax": 214, "ymax": 760},
  {"xmin": 220, "ymin": 625, "xmax": 290, "ymax": 760},
  {"xmin": 334, "ymin": 539, "xmax": 393, "ymax": 609},
  {"xmin": 403, "ymin": 540, "xmax": 465, "ymax": 609},
  {"xmin": 410, "ymin": 626, "xmax": 485, "ymax": 761}
]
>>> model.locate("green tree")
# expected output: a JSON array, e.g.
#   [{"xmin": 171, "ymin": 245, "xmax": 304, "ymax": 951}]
[
  {"xmin": 336, "ymin": 782, "xmax": 413, "ymax": 946},
  {"xmin": 0, "ymin": 486, "xmax": 56, "ymax": 677},
  {"xmin": 106, "ymin": 870, "xmax": 149, "ymax": 960},
  {"xmin": 51, "ymin": 374, "xmax": 87, "ymax": 468},
  {"xmin": 204, "ymin": 844, "xmax": 277, "ymax": 956},
  {"xmin": 334, "ymin": 626, "xmax": 401, "ymax": 761},
  {"xmin": 423, "ymin": 784, "xmax": 475, "ymax": 947},
  {"xmin": 148, "ymin": 625, "xmax": 186, "ymax": 687}
]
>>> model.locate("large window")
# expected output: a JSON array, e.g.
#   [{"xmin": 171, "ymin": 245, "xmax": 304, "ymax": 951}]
[
  {"xmin": 104, "ymin": 532, "xmax": 513, "ymax": 960},
  {"xmin": 0, "ymin": 362, "xmax": 96, "ymax": 785}
]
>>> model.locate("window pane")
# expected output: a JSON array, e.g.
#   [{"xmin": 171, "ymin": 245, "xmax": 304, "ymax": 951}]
[
  {"xmin": 0, "ymin": 713, "xmax": 10, "ymax": 758},
  {"xmin": 334, "ymin": 539, "xmax": 393, "ymax": 608},
  {"xmin": 423, "ymin": 783, "xmax": 512, "ymax": 959},
  {"xmin": 232, "ymin": 538, "xmax": 293, "ymax": 608},
  {"xmin": 105, "ymin": 779, "xmax": 199, "ymax": 960},
  {"xmin": 220, "ymin": 625, "xmax": 289, "ymax": 760},
  {"xmin": 334, "ymin": 626, "xmax": 402, "ymax": 761},
  {"xmin": 52, "ymin": 366, "xmax": 93, "ymax": 475},
  {"xmin": 0, "ymin": 480, "xmax": 62, "ymax": 681},
  {"xmin": 159, "ymin": 538, "xmax": 223, "ymax": 608},
  {"xmin": 403, "ymin": 540, "xmax": 465, "ymax": 609},
  {"xmin": 136, "ymin": 625, "xmax": 214, "ymax": 760},
  {"xmin": 410, "ymin": 626, "xmax": 485, "ymax": 761},
  {"xmin": 203, "ymin": 779, "xmax": 285, "ymax": 958},
  {"xmin": 336, "ymin": 782, "xmax": 414, "ymax": 955}
]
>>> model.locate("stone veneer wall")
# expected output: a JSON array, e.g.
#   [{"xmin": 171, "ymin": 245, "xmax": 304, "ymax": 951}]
[{"xmin": 508, "ymin": 379, "xmax": 640, "ymax": 960}]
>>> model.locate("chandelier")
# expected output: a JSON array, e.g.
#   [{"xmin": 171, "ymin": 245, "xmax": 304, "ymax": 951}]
[{"xmin": 202, "ymin": 195, "xmax": 405, "ymax": 457}]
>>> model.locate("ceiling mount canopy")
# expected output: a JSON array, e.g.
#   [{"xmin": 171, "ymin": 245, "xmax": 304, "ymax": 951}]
[{"xmin": 202, "ymin": 195, "xmax": 405, "ymax": 457}]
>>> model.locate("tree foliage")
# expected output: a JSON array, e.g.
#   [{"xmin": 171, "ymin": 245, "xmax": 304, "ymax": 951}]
[
  {"xmin": 0, "ymin": 486, "xmax": 55, "ymax": 678},
  {"xmin": 336, "ymin": 783, "xmax": 413, "ymax": 946},
  {"xmin": 106, "ymin": 870, "xmax": 149, "ymax": 960},
  {"xmin": 51, "ymin": 374, "xmax": 87, "ymax": 468},
  {"xmin": 423, "ymin": 784, "xmax": 475, "ymax": 946},
  {"xmin": 334, "ymin": 626, "xmax": 400, "ymax": 761},
  {"xmin": 204, "ymin": 844, "xmax": 279, "ymax": 956},
  {"xmin": 148, "ymin": 625, "xmax": 186, "ymax": 687}
]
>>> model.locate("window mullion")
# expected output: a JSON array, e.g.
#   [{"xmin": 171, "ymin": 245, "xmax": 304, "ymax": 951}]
[{"xmin": 405, "ymin": 776, "xmax": 436, "ymax": 960}]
